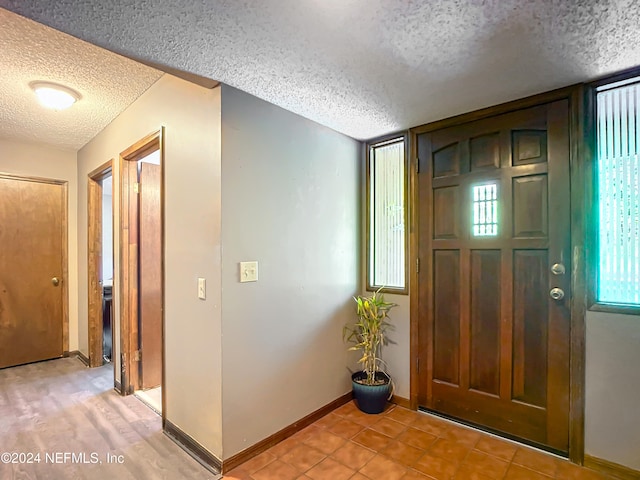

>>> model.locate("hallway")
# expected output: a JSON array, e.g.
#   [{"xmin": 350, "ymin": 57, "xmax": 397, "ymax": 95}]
[{"xmin": 0, "ymin": 357, "xmax": 217, "ymax": 479}]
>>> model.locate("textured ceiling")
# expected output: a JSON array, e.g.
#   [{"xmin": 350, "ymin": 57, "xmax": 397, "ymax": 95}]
[
  {"xmin": 2, "ymin": 1, "xmax": 640, "ymax": 141},
  {"xmin": 0, "ymin": 8, "xmax": 162, "ymax": 151}
]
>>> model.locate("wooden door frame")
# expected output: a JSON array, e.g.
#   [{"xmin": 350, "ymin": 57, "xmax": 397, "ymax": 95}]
[
  {"xmin": 118, "ymin": 128, "xmax": 165, "ymax": 399},
  {"xmin": 408, "ymin": 85, "xmax": 587, "ymax": 464},
  {"xmin": 87, "ymin": 161, "xmax": 113, "ymax": 369},
  {"xmin": 0, "ymin": 172, "xmax": 69, "ymax": 356}
]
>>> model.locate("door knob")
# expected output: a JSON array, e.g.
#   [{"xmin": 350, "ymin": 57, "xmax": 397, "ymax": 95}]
[
  {"xmin": 551, "ymin": 263, "xmax": 565, "ymax": 275},
  {"xmin": 549, "ymin": 287, "xmax": 564, "ymax": 300},
  {"xmin": 52, "ymin": 277, "xmax": 60, "ymax": 287}
]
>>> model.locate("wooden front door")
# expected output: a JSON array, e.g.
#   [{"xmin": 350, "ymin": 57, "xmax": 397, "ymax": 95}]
[
  {"xmin": 0, "ymin": 175, "xmax": 65, "ymax": 369},
  {"xmin": 138, "ymin": 162, "xmax": 162, "ymax": 389},
  {"xmin": 416, "ymin": 101, "xmax": 571, "ymax": 453}
]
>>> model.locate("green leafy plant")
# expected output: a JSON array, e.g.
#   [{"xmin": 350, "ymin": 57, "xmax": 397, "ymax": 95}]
[{"xmin": 343, "ymin": 288, "xmax": 397, "ymax": 386}]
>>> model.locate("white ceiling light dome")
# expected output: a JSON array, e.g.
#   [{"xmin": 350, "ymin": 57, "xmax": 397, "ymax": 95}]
[{"xmin": 29, "ymin": 81, "xmax": 81, "ymax": 110}]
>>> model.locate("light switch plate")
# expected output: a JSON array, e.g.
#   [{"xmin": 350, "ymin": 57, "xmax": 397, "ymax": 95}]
[
  {"xmin": 240, "ymin": 261, "xmax": 258, "ymax": 282},
  {"xmin": 197, "ymin": 277, "xmax": 206, "ymax": 299}
]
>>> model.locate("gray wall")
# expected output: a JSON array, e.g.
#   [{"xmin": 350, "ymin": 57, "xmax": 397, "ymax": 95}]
[
  {"xmin": 585, "ymin": 311, "xmax": 640, "ymax": 470},
  {"xmin": 219, "ymin": 84, "xmax": 361, "ymax": 458}
]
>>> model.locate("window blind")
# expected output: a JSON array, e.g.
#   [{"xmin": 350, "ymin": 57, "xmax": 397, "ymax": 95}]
[
  {"xmin": 369, "ymin": 140, "xmax": 405, "ymax": 289},
  {"xmin": 597, "ymin": 82, "xmax": 640, "ymax": 305}
]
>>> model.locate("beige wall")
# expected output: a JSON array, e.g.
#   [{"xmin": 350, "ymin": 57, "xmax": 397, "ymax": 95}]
[
  {"xmin": 77, "ymin": 74, "xmax": 223, "ymax": 458},
  {"xmin": 0, "ymin": 138, "xmax": 79, "ymax": 351},
  {"xmin": 585, "ymin": 311, "xmax": 640, "ymax": 470},
  {"xmin": 219, "ymin": 84, "xmax": 361, "ymax": 458}
]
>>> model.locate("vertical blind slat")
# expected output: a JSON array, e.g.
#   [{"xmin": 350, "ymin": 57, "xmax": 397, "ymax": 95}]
[{"xmin": 597, "ymin": 82, "xmax": 640, "ymax": 305}]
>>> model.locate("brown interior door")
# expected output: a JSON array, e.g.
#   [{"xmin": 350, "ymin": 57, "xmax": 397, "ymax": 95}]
[
  {"xmin": 138, "ymin": 162, "xmax": 162, "ymax": 389},
  {"xmin": 416, "ymin": 101, "xmax": 571, "ymax": 453},
  {"xmin": 0, "ymin": 176, "xmax": 64, "ymax": 369}
]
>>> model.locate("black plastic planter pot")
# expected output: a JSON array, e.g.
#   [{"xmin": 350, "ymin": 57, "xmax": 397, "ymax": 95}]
[{"xmin": 351, "ymin": 371, "xmax": 391, "ymax": 414}]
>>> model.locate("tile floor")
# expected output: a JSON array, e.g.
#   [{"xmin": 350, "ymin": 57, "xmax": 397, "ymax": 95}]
[{"xmin": 224, "ymin": 401, "xmax": 612, "ymax": 480}]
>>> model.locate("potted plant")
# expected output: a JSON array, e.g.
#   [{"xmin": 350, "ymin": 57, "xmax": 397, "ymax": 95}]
[{"xmin": 343, "ymin": 288, "xmax": 396, "ymax": 414}]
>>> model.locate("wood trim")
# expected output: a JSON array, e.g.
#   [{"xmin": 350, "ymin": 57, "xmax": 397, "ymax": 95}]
[
  {"xmin": 0, "ymin": 173, "xmax": 69, "ymax": 365},
  {"xmin": 584, "ymin": 455, "xmax": 640, "ymax": 480},
  {"xmin": 568, "ymin": 86, "xmax": 587, "ymax": 464},
  {"xmin": 588, "ymin": 303, "xmax": 640, "ymax": 315},
  {"xmin": 587, "ymin": 65, "xmax": 640, "ymax": 90},
  {"xmin": 87, "ymin": 161, "xmax": 112, "ymax": 369},
  {"xmin": 159, "ymin": 130, "xmax": 167, "ymax": 425},
  {"xmin": 411, "ymin": 85, "xmax": 580, "ymax": 136},
  {"xmin": 61, "ymin": 181, "xmax": 69, "ymax": 354},
  {"xmin": 164, "ymin": 419, "xmax": 222, "ymax": 475},
  {"xmin": 0, "ymin": 172, "xmax": 67, "ymax": 185},
  {"xmin": 409, "ymin": 127, "xmax": 419, "ymax": 411},
  {"xmin": 408, "ymin": 86, "xmax": 586, "ymax": 462},
  {"xmin": 88, "ymin": 160, "xmax": 114, "ymax": 180},
  {"xmin": 365, "ymin": 131, "xmax": 410, "ymax": 295},
  {"xmin": 222, "ymin": 392, "xmax": 353, "ymax": 473},
  {"xmin": 390, "ymin": 395, "xmax": 411, "ymax": 409},
  {"xmin": 66, "ymin": 350, "xmax": 90, "ymax": 366}
]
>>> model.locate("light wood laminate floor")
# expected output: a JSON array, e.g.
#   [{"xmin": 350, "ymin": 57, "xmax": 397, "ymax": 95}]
[{"xmin": 0, "ymin": 357, "xmax": 219, "ymax": 480}]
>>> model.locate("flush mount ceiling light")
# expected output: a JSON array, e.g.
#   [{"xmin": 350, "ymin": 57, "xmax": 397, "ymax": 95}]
[{"xmin": 29, "ymin": 81, "xmax": 81, "ymax": 110}]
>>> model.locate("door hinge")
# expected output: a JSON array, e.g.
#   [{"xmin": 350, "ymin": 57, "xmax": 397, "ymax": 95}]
[
  {"xmin": 416, "ymin": 357, "xmax": 420, "ymax": 373},
  {"xmin": 133, "ymin": 349, "xmax": 141, "ymax": 362},
  {"xmin": 416, "ymin": 158, "xmax": 420, "ymax": 174},
  {"xmin": 416, "ymin": 258, "xmax": 420, "ymax": 273},
  {"xmin": 133, "ymin": 182, "xmax": 140, "ymax": 194}
]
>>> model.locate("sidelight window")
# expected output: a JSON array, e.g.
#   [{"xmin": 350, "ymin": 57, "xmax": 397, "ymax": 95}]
[
  {"xmin": 596, "ymin": 79, "xmax": 640, "ymax": 306},
  {"xmin": 367, "ymin": 135, "xmax": 407, "ymax": 292}
]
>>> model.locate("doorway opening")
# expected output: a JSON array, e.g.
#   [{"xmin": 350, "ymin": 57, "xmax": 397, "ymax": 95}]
[
  {"xmin": 87, "ymin": 161, "xmax": 115, "ymax": 388},
  {"xmin": 119, "ymin": 129, "xmax": 164, "ymax": 416},
  {"xmin": 101, "ymin": 174, "xmax": 114, "ymax": 365}
]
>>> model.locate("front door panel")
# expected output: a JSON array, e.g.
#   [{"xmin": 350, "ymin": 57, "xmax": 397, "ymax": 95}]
[{"xmin": 417, "ymin": 101, "xmax": 571, "ymax": 453}]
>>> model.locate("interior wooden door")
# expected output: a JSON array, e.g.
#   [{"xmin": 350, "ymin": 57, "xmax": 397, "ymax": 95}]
[
  {"xmin": 138, "ymin": 162, "xmax": 162, "ymax": 389},
  {"xmin": 416, "ymin": 101, "xmax": 571, "ymax": 453},
  {"xmin": 0, "ymin": 176, "xmax": 65, "ymax": 369}
]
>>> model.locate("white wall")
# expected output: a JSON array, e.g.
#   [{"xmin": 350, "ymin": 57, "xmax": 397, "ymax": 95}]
[
  {"xmin": 101, "ymin": 185, "xmax": 113, "ymax": 281},
  {"xmin": 77, "ymin": 74, "xmax": 223, "ymax": 458},
  {"xmin": 0, "ymin": 138, "xmax": 79, "ymax": 351},
  {"xmin": 220, "ymin": 84, "xmax": 361, "ymax": 458},
  {"xmin": 585, "ymin": 311, "xmax": 640, "ymax": 470},
  {"xmin": 380, "ymin": 294, "xmax": 410, "ymax": 399}
]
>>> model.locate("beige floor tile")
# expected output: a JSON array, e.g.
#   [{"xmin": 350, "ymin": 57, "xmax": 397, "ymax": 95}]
[
  {"xmin": 251, "ymin": 459, "xmax": 299, "ymax": 480},
  {"xmin": 331, "ymin": 441, "xmax": 376, "ymax": 470},
  {"xmin": 473, "ymin": 435, "xmax": 518, "ymax": 462},
  {"xmin": 512, "ymin": 447, "xmax": 558, "ymax": 477},
  {"xmin": 428, "ymin": 437, "xmax": 471, "ymax": 464},
  {"xmin": 280, "ymin": 443, "xmax": 326, "ymax": 473},
  {"xmin": 382, "ymin": 440, "xmax": 425, "ymax": 467},
  {"xmin": 359, "ymin": 455, "xmax": 408, "ymax": 480},
  {"xmin": 352, "ymin": 428, "xmax": 393, "ymax": 451},
  {"xmin": 327, "ymin": 418, "xmax": 365, "ymax": 439},
  {"xmin": 302, "ymin": 428, "xmax": 346, "ymax": 455},
  {"xmin": 369, "ymin": 417, "xmax": 407, "ymax": 438},
  {"xmin": 305, "ymin": 457, "xmax": 355, "ymax": 480},
  {"xmin": 397, "ymin": 427, "xmax": 437, "ymax": 450}
]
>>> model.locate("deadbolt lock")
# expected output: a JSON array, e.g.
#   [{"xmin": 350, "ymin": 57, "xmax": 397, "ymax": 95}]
[
  {"xmin": 549, "ymin": 287, "xmax": 564, "ymax": 300},
  {"xmin": 551, "ymin": 263, "xmax": 565, "ymax": 275}
]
